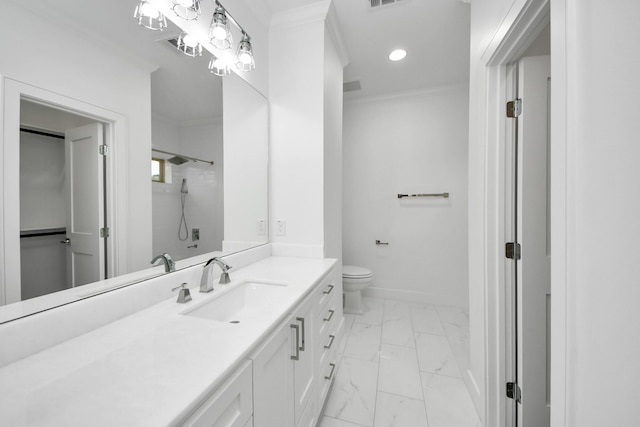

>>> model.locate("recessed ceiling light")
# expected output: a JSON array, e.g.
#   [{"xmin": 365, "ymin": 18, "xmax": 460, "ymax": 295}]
[{"xmin": 388, "ymin": 49, "xmax": 407, "ymax": 61}]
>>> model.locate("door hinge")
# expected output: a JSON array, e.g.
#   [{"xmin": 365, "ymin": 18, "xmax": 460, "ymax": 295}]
[
  {"xmin": 506, "ymin": 382, "xmax": 522, "ymax": 403},
  {"xmin": 99, "ymin": 144, "xmax": 109, "ymax": 156},
  {"xmin": 506, "ymin": 98, "xmax": 522, "ymax": 118},
  {"xmin": 100, "ymin": 227, "xmax": 110, "ymax": 238},
  {"xmin": 505, "ymin": 242, "xmax": 521, "ymax": 260}
]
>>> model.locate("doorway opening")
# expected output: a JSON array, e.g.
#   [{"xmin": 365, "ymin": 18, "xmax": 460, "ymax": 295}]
[
  {"xmin": 504, "ymin": 30, "xmax": 551, "ymax": 427},
  {"xmin": 19, "ymin": 100, "xmax": 108, "ymax": 300},
  {"xmin": 478, "ymin": 2, "xmax": 553, "ymax": 426}
]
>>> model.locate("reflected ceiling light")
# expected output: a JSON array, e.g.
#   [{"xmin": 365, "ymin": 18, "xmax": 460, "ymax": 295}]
[
  {"xmin": 208, "ymin": 56, "xmax": 231, "ymax": 76},
  {"xmin": 176, "ymin": 33, "xmax": 202, "ymax": 57},
  {"xmin": 209, "ymin": 5, "xmax": 232, "ymax": 50},
  {"xmin": 172, "ymin": 0, "xmax": 201, "ymax": 21},
  {"xmin": 235, "ymin": 33, "xmax": 255, "ymax": 72},
  {"xmin": 388, "ymin": 49, "xmax": 407, "ymax": 61},
  {"xmin": 133, "ymin": 1, "xmax": 167, "ymax": 31}
]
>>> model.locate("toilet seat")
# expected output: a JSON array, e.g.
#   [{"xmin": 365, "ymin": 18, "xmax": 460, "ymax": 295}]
[{"xmin": 342, "ymin": 265, "xmax": 373, "ymax": 279}]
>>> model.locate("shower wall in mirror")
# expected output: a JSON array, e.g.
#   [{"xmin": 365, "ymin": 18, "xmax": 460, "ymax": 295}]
[{"xmin": 0, "ymin": 0, "xmax": 269, "ymax": 322}]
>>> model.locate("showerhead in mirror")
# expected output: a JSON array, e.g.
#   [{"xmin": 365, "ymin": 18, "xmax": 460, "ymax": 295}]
[{"xmin": 168, "ymin": 155, "xmax": 189, "ymax": 165}]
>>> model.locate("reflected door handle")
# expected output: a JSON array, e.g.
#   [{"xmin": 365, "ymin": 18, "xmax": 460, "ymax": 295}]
[{"xmin": 60, "ymin": 238, "xmax": 71, "ymax": 245}]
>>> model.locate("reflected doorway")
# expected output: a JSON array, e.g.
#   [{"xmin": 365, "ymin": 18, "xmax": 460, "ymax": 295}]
[{"xmin": 19, "ymin": 100, "xmax": 108, "ymax": 300}]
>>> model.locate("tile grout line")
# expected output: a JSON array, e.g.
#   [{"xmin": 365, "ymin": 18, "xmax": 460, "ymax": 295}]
[{"xmin": 406, "ymin": 301, "xmax": 430, "ymax": 426}]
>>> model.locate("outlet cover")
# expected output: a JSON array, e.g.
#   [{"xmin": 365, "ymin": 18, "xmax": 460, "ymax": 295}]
[{"xmin": 276, "ymin": 220, "xmax": 286, "ymax": 236}]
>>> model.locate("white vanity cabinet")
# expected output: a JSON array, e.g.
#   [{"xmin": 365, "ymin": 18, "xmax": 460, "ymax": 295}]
[
  {"xmin": 251, "ymin": 268, "xmax": 342, "ymax": 427},
  {"xmin": 181, "ymin": 360, "xmax": 253, "ymax": 427}
]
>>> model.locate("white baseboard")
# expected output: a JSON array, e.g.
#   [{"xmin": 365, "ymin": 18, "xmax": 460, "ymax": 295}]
[
  {"xmin": 362, "ymin": 286, "xmax": 465, "ymax": 308},
  {"xmin": 271, "ymin": 243, "xmax": 324, "ymax": 258}
]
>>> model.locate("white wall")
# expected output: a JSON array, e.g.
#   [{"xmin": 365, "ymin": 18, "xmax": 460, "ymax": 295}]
[
  {"xmin": 560, "ymin": 1, "xmax": 640, "ymax": 425},
  {"xmin": 468, "ymin": 0, "xmax": 640, "ymax": 425},
  {"xmin": 223, "ymin": 73, "xmax": 269, "ymax": 252},
  {"xmin": 343, "ymin": 86, "xmax": 469, "ymax": 307},
  {"xmin": 152, "ymin": 115, "xmax": 223, "ymax": 260},
  {"xmin": 0, "ymin": 2, "xmax": 153, "ymax": 277},
  {"xmin": 269, "ymin": 1, "xmax": 347, "ymax": 259}
]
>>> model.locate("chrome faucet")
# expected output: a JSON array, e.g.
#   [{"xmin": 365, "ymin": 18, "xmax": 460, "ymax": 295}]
[
  {"xmin": 200, "ymin": 257, "xmax": 232, "ymax": 292},
  {"xmin": 151, "ymin": 253, "xmax": 175, "ymax": 273}
]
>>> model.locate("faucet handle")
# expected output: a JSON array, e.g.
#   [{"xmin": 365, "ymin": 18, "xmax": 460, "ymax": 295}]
[{"xmin": 172, "ymin": 283, "xmax": 192, "ymax": 303}]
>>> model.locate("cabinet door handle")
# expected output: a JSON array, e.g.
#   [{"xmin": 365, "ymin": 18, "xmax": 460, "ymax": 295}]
[
  {"xmin": 290, "ymin": 324, "xmax": 300, "ymax": 360},
  {"xmin": 296, "ymin": 317, "xmax": 305, "ymax": 351},
  {"xmin": 325, "ymin": 363, "xmax": 336, "ymax": 381},
  {"xmin": 324, "ymin": 334, "xmax": 335, "ymax": 349},
  {"xmin": 323, "ymin": 309, "xmax": 335, "ymax": 322},
  {"xmin": 323, "ymin": 284, "xmax": 334, "ymax": 295}
]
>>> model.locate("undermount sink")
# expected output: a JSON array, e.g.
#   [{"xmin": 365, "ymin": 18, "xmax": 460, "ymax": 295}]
[{"xmin": 183, "ymin": 281, "xmax": 289, "ymax": 323}]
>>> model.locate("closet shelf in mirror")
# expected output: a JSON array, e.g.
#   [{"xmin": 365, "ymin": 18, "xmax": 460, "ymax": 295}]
[{"xmin": 20, "ymin": 228, "xmax": 66, "ymax": 238}]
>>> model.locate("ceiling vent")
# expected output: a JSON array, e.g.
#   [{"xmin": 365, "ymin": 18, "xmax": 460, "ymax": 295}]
[
  {"xmin": 369, "ymin": 0, "xmax": 405, "ymax": 8},
  {"xmin": 343, "ymin": 81, "xmax": 362, "ymax": 92}
]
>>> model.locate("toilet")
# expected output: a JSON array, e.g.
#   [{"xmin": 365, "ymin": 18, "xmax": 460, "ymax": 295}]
[{"xmin": 342, "ymin": 265, "xmax": 374, "ymax": 314}]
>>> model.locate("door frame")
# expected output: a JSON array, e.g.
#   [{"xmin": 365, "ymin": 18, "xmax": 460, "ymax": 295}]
[
  {"xmin": 0, "ymin": 76, "xmax": 128, "ymax": 304},
  {"xmin": 476, "ymin": 0, "xmax": 568, "ymax": 426}
]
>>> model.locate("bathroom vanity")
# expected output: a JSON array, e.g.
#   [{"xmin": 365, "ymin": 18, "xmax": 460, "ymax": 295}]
[{"xmin": 0, "ymin": 254, "xmax": 343, "ymax": 426}]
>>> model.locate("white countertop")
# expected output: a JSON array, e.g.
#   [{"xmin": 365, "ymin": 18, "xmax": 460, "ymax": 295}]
[{"xmin": 0, "ymin": 256, "xmax": 336, "ymax": 426}]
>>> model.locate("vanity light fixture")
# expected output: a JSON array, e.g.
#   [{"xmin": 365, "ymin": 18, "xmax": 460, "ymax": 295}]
[
  {"xmin": 133, "ymin": 0, "xmax": 167, "ymax": 31},
  {"xmin": 172, "ymin": 0, "xmax": 201, "ymax": 21},
  {"xmin": 208, "ymin": 56, "xmax": 231, "ymax": 76},
  {"xmin": 176, "ymin": 32, "xmax": 202, "ymax": 57},
  {"xmin": 235, "ymin": 33, "xmax": 255, "ymax": 72},
  {"xmin": 209, "ymin": 5, "xmax": 232, "ymax": 50},
  {"xmin": 388, "ymin": 48, "xmax": 407, "ymax": 61}
]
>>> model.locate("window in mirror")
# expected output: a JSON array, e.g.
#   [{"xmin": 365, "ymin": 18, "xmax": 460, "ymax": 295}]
[{"xmin": 151, "ymin": 158, "xmax": 165, "ymax": 183}]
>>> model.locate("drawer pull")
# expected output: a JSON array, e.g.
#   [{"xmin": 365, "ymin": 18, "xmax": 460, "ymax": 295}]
[
  {"xmin": 296, "ymin": 317, "xmax": 306, "ymax": 351},
  {"xmin": 290, "ymin": 324, "xmax": 300, "ymax": 360},
  {"xmin": 324, "ymin": 334, "xmax": 335, "ymax": 349},
  {"xmin": 325, "ymin": 363, "xmax": 336, "ymax": 381},
  {"xmin": 323, "ymin": 309, "xmax": 335, "ymax": 322},
  {"xmin": 323, "ymin": 284, "xmax": 335, "ymax": 295}
]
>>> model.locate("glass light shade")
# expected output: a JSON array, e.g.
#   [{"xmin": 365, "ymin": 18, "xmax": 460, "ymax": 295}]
[
  {"xmin": 235, "ymin": 35, "xmax": 255, "ymax": 72},
  {"xmin": 209, "ymin": 7, "xmax": 232, "ymax": 50},
  {"xmin": 172, "ymin": 0, "xmax": 201, "ymax": 21},
  {"xmin": 134, "ymin": 1, "xmax": 167, "ymax": 31},
  {"xmin": 177, "ymin": 33, "xmax": 202, "ymax": 57},
  {"xmin": 208, "ymin": 56, "xmax": 230, "ymax": 76}
]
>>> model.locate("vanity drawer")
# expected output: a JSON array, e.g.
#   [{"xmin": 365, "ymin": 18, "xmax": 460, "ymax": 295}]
[
  {"xmin": 315, "ymin": 269, "xmax": 339, "ymax": 314},
  {"xmin": 316, "ymin": 290, "xmax": 340, "ymax": 341},
  {"xmin": 182, "ymin": 360, "xmax": 253, "ymax": 427},
  {"xmin": 317, "ymin": 318, "xmax": 343, "ymax": 407}
]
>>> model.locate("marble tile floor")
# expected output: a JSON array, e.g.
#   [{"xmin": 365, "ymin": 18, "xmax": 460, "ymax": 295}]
[{"xmin": 321, "ymin": 297, "xmax": 481, "ymax": 427}]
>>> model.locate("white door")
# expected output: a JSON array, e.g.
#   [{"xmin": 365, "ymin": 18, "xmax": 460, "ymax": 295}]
[
  {"xmin": 516, "ymin": 55, "xmax": 551, "ymax": 426},
  {"xmin": 64, "ymin": 123, "xmax": 105, "ymax": 287}
]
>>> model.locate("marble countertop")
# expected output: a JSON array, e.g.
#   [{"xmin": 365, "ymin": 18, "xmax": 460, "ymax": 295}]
[{"xmin": 0, "ymin": 256, "xmax": 336, "ymax": 426}]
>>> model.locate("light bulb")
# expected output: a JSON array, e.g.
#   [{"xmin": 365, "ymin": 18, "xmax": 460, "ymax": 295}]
[
  {"xmin": 238, "ymin": 52, "xmax": 252, "ymax": 65},
  {"xmin": 182, "ymin": 34, "xmax": 198, "ymax": 48},
  {"xmin": 211, "ymin": 25, "xmax": 227, "ymax": 40},
  {"xmin": 139, "ymin": 2, "xmax": 160, "ymax": 19}
]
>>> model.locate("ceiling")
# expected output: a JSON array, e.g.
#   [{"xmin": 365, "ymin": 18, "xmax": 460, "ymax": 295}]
[
  {"xmin": 14, "ymin": 0, "xmax": 470, "ymax": 117},
  {"xmin": 264, "ymin": 0, "xmax": 471, "ymax": 99}
]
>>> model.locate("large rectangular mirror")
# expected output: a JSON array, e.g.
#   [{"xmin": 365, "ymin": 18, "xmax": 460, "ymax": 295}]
[{"xmin": 0, "ymin": 0, "xmax": 268, "ymax": 322}]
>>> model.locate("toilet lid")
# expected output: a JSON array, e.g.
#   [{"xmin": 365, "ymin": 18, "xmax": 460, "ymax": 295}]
[{"xmin": 342, "ymin": 265, "xmax": 373, "ymax": 279}]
